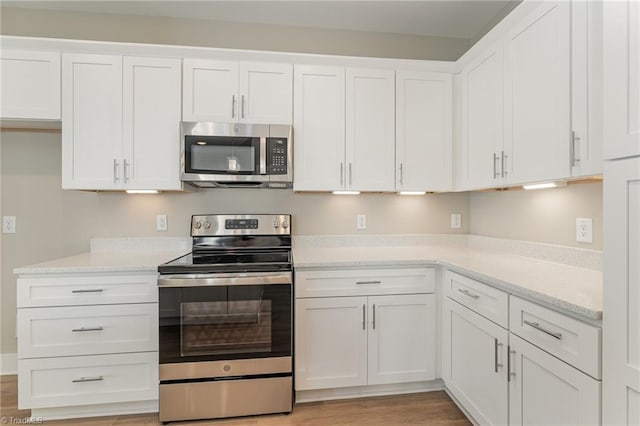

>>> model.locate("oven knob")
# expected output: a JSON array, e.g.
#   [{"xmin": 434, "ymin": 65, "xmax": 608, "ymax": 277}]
[
  {"xmin": 194, "ymin": 221, "xmax": 202, "ymax": 229},
  {"xmin": 274, "ymin": 219, "xmax": 280, "ymax": 228},
  {"xmin": 223, "ymin": 365, "xmax": 231, "ymax": 372},
  {"xmin": 282, "ymin": 219, "xmax": 289, "ymax": 229},
  {"xmin": 204, "ymin": 221, "xmax": 212, "ymax": 229}
]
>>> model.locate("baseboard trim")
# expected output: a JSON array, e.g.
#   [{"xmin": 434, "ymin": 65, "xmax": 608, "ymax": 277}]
[
  {"xmin": 443, "ymin": 386, "xmax": 478, "ymax": 426},
  {"xmin": 0, "ymin": 353, "xmax": 17, "ymax": 375},
  {"xmin": 295, "ymin": 379, "xmax": 444, "ymax": 403},
  {"xmin": 30, "ymin": 400, "xmax": 158, "ymax": 421}
]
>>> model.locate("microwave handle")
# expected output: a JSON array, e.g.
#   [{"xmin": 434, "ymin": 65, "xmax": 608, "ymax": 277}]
[{"xmin": 259, "ymin": 137, "xmax": 267, "ymax": 175}]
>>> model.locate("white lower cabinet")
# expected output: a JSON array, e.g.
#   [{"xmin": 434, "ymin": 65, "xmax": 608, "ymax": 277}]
[
  {"xmin": 16, "ymin": 272, "xmax": 159, "ymax": 419},
  {"xmin": 442, "ymin": 271, "xmax": 602, "ymax": 425},
  {"xmin": 443, "ymin": 298, "xmax": 509, "ymax": 425},
  {"xmin": 296, "ymin": 293, "xmax": 435, "ymax": 391},
  {"xmin": 508, "ymin": 334, "xmax": 601, "ymax": 426},
  {"xmin": 295, "ymin": 267, "xmax": 436, "ymax": 394}
]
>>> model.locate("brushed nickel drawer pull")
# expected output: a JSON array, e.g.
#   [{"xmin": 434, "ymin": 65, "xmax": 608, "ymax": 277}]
[
  {"xmin": 372, "ymin": 304, "xmax": 376, "ymax": 330},
  {"xmin": 508, "ymin": 347, "xmax": 516, "ymax": 382},
  {"xmin": 356, "ymin": 280, "xmax": 381, "ymax": 285},
  {"xmin": 362, "ymin": 304, "xmax": 366, "ymax": 330},
  {"xmin": 71, "ymin": 289, "xmax": 104, "ymax": 294},
  {"xmin": 523, "ymin": 320, "xmax": 563, "ymax": 340},
  {"xmin": 72, "ymin": 376, "xmax": 104, "ymax": 383},
  {"xmin": 72, "ymin": 327, "xmax": 104, "ymax": 332},
  {"xmin": 457, "ymin": 288, "xmax": 480, "ymax": 300}
]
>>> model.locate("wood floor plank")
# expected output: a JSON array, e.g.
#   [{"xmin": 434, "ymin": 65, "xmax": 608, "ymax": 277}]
[{"xmin": 1, "ymin": 375, "xmax": 471, "ymax": 425}]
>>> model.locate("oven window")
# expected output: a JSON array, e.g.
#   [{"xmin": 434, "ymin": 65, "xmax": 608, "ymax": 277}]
[
  {"xmin": 180, "ymin": 299, "xmax": 272, "ymax": 356},
  {"xmin": 160, "ymin": 284, "xmax": 291, "ymax": 364}
]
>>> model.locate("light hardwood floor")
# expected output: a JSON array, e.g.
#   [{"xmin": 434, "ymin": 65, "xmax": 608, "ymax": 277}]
[{"xmin": 1, "ymin": 375, "xmax": 471, "ymax": 425}]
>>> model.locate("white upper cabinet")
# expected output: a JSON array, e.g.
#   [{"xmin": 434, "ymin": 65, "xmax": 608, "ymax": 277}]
[
  {"xmin": 346, "ymin": 68, "xmax": 396, "ymax": 192},
  {"xmin": 293, "ymin": 66, "xmax": 396, "ymax": 192},
  {"xmin": 183, "ymin": 59, "xmax": 292, "ymax": 124},
  {"xmin": 457, "ymin": 0, "xmax": 603, "ymax": 190},
  {"xmin": 503, "ymin": 1, "xmax": 571, "ymax": 185},
  {"xmin": 62, "ymin": 54, "xmax": 123, "ymax": 190},
  {"xmin": 62, "ymin": 53, "xmax": 182, "ymax": 190},
  {"xmin": 603, "ymin": 0, "xmax": 640, "ymax": 160},
  {"xmin": 396, "ymin": 71, "xmax": 452, "ymax": 192},
  {"xmin": 123, "ymin": 56, "xmax": 182, "ymax": 190},
  {"xmin": 459, "ymin": 43, "xmax": 504, "ymax": 190},
  {"xmin": 0, "ymin": 50, "xmax": 61, "ymax": 120},
  {"xmin": 293, "ymin": 65, "xmax": 345, "ymax": 191}
]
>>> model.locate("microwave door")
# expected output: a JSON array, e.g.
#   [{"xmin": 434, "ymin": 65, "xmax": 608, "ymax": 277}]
[{"xmin": 183, "ymin": 135, "xmax": 261, "ymax": 178}]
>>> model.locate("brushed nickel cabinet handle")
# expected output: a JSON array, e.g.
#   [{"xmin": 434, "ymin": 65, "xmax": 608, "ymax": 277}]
[
  {"xmin": 113, "ymin": 159, "xmax": 120, "ymax": 183},
  {"xmin": 72, "ymin": 326, "xmax": 104, "ymax": 332},
  {"xmin": 231, "ymin": 95, "xmax": 236, "ymax": 118},
  {"xmin": 71, "ymin": 288, "xmax": 104, "ymax": 294},
  {"xmin": 457, "ymin": 288, "xmax": 480, "ymax": 300},
  {"xmin": 349, "ymin": 163, "xmax": 353, "ymax": 186},
  {"xmin": 508, "ymin": 346, "xmax": 516, "ymax": 382},
  {"xmin": 501, "ymin": 151, "xmax": 508, "ymax": 177},
  {"xmin": 362, "ymin": 304, "xmax": 366, "ymax": 330},
  {"xmin": 571, "ymin": 131, "xmax": 581, "ymax": 167},
  {"xmin": 523, "ymin": 320, "xmax": 563, "ymax": 340},
  {"xmin": 493, "ymin": 153, "xmax": 499, "ymax": 179},
  {"xmin": 372, "ymin": 304, "xmax": 376, "ymax": 330},
  {"xmin": 400, "ymin": 163, "xmax": 404, "ymax": 185},
  {"xmin": 494, "ymin": 339, "xmax": 504, "ymax": 373},
  {"xmin": 123, "ymin": 159, "xmax": 130, "ymax": 183},
  {"xmin": 72, "ymin": 376, "xmax": 104, "ymax": 383},
  {"xmin": 241, "ymin": 95, "xmax": 245, "ymax": 118},
  {"xmin": 340, "ymin": 162, "xmax": 344, "ymax": 186},
  {"xmin": 356, "ymin": 280, "xmax": 381, "ymax": 285}
]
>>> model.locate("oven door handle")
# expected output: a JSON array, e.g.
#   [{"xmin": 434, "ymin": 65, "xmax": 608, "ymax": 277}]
[{"xmin": 158, "ymin": 272, "xmax": 292, "ymax": 287}]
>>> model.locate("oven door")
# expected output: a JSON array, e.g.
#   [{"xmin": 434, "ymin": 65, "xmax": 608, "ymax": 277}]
[{"xmin": 158, "ymin": 272, "xmax": 292, "ymax": 377}]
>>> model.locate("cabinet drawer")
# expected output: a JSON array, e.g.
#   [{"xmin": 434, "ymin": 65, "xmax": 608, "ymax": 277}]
[
  {"xmin": 18, "ymin": 303, "xmax": 158, "ymax": 358},
  {"xmin": 17, "ymin": 274, "xmax": 158, "ymax": 307},
  {"xmin": 444, "ymin": 271, "xmax": 509, "ymax": 328},
  {"xmin": 18, "ymin": 352, "xmax": 158, "ymax": 409},
  {"xmin": 295, "ymin": 268, "xmax": 435, "ymax": 298},
  {"xmin": 509, "ymin": 296, "xmax": 601, "ymax": 379}
]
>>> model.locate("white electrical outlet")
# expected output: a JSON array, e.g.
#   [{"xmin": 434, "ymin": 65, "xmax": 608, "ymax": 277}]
[
  {"xmin": 451, "ymin": 213, "xmax": 462, "ymax": 229},
  {"xmin": 357, "ymin": 214, "xmax": 367, "ymax": 230},
  {"xmin": 157, "ymin": 214, "xmax": 168, "ymax": 231},
  {"xmin": 2, "ymin": 216, "xmax": 16, "ymax": 234},
  {"xmin": 576, "ymin": 218, "xmax": 593, "ymax": 243}
]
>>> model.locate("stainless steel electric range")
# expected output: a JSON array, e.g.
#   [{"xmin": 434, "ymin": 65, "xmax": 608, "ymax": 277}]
[{"xmin": 157, "ymin": 214, "xmax": 293, "ymax": 423}]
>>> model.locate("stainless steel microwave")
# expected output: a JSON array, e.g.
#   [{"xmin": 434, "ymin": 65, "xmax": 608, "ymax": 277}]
[{"xmin": 181, "ymin": 122, "xmax": 293, "ymax": 188}]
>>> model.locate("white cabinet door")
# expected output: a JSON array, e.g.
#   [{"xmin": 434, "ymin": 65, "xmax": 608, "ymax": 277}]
[
  {"xmin": 0, "ymin": 50, "xmax": 60, "ymax": 120},
  {"xmin": 443, "ymin": 298, "xmax": 509, "ymax": 426},
  {"xmin": 123, "ymin": 56, "xmax": 182, "ymax": 190},
  {"xmin": 509, "ymin": 333, "xmax": 601, "ymax": 426},
  {"xmin": 503, "ymin": 1, "xmax": 571, "ymax": 185},
  {"xmin": 346, "ymin": 68, "xmax": 395, "ymax": 192},
  {"xmin": 239, "ymin": 62, "xmax": 292, "ymax": 124},
  {"xmin": 603, "ymin": 0, "xmax": 640, "ymax": 160},
  {"xmin": 571, "ymin": 0, "xmax": 603, "ymax": 177},
  {"xmin": 295, "ymin": 297, "xmax": 368, "ymax": 390},
  {"xmin": 396, "ymin": 71, "xmax": 452, "ymax": 192},
  {"xmin": 367, "ymin": 294, "xmax": 435, "ymax": 385},
  {"xmin": 293, "ymin": 65, "xmax": 345, "ymax": 191},
  {"xmin": 603, "ymin": 157, "xmax": 640, "ymax": 426},
  {"xmin": 62, "ymin": 54, "xmax": 123, "ymax": 190},
  {"xmin": 182, "ymin": 59, "xmax": 238, "ymax": 122},
  {"xmin": 460, "ymin": 42, "xmax": 504, "ymax": 190}
]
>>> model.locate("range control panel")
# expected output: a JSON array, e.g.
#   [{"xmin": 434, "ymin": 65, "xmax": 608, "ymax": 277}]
[
  {"xmin": 267, "ymin": 138, "xmax": 288, "ymax": 175},
  {"xmin": 191, "ymin": 214, "xmax": 291, "ymax": 236}
]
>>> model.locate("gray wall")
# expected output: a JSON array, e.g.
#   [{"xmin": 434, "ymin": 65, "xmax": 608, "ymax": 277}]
[
  {"xmin": 0, "ymin": 6, "xmax": 469, "ymax": 61},
  {"xmin": 469, "ymin": 181, "xmax": 603, "ymax": 249}
]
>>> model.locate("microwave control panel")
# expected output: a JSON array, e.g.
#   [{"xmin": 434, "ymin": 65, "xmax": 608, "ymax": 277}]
[{"xmin": 267, "ymin": 138, "xmax": 288, "ymax": 175}]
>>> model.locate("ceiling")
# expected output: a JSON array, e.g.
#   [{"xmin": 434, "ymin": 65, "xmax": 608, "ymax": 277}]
[{"xmin": 1, "ymin": 1, "xmax": 521, "ymax": 40}]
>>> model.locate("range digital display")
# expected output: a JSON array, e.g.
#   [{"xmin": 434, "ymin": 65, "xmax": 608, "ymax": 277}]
[{"xmin": 225, "ymin": 219, "xmax": 259, "ymax": 230}]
